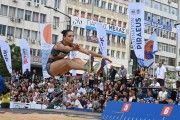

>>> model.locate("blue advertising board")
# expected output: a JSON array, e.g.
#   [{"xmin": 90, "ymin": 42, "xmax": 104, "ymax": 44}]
[{"xmin": 102, "ymin": 101, "xmax": 180, "ymax": 120}]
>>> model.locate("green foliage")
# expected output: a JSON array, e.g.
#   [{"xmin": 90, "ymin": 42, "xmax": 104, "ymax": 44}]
[{"xmin": 0, "ymin": 44, "xmax": 22, "ymax": 77}]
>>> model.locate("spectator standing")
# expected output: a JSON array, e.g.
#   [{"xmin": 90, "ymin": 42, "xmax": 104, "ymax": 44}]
[
  {"xmin": 155, "ymin": 62, "xmax": 167, "ymax": 86},
  {"xmin": 118, "ymin": 65, "xmax": 127, "ymax": 84},
  {"xmin": 23, "ymin": 69, "xmax": 31, "ymax": 79},
  {"xmin": 31, "ymin": 69, "xmax": 38, "ymax": 82},
  {"xmin": 109, "ymin": 65, "xmax": 117, "ymax": 82}
]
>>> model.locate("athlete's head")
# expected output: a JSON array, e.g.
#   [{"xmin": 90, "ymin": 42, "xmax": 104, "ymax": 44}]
[{"xmin": 61, "ymin": 30, "xmax": 74, "ymax": 45}]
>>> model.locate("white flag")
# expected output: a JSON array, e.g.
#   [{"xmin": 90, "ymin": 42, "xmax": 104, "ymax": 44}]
[
  {"xmin": 19, "ymin": 38, "xmax": 31, "ymax": 73},
  {"xmin": 40, "ymin": 23, "xmax": 52, "ymax": 78},
  {"xmin": 138, "ymin": 31, "xmax": 158, "ymax": 67},
  {"xmin": 128, "ymin": 3, "xmax": 145, "ymax": 60},
  {"xmin": 177, "ymin": 25, "xmax": 180, "ymax": 54},
  {"xmin": 0, "ymin": 37, "xmax": 12, "ymax": 74},
  {"xmin": 95, "ymin": 22, "xmax": 107, "ymax": 56}
]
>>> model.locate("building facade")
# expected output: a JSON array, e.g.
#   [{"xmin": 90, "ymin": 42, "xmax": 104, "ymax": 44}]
[{"xmin": 0, "ymin": 0, "xmax": 67, "ymax": 72}]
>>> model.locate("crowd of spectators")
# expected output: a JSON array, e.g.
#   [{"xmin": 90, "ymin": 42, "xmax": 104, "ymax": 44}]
[{"xmin": 0, "ymin": 65, "xmax": 180, "ymax": 112}]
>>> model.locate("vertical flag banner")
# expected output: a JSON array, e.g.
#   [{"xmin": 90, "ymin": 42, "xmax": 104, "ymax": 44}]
[
  {"xmin": 40, "ymin": 24, "xmax": 52, "ymax": 78},
  {"xmin": 138, "ymin": 31, "xmax": 158, "ymax": 67},
  {"xmin": 0, "ymin": 37, "xmax": 12, "ymax": 74},
  {"xmin": 19, "ymin": 38, "xmax": 31, "ymax": 73},
  {"xmin": 177, "ymin": 25, "xmax": 180, "ymax": 62},
  {"xmin": 95, "ymin": 22, "xmax": 108, "ymax": 75},
  {"xmin": 128, "ymin": 3, "xmax": 145, "ymax": 60},
  {"xmin": 95, "ymin": 22, "xmax": 107, "ymax": 56}
]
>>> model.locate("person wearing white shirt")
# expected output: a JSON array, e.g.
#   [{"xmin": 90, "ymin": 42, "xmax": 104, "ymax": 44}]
[
  {"xmin": 155, "ymin": 62, "xmax": 166, "ymax": 86},
  {"xmin": 150, "ymin": 79, "xmax": 160, "ymax": 88},
  {"xmin": 157, "ymin": 86, "xmax": 168, "ymax": 102}
]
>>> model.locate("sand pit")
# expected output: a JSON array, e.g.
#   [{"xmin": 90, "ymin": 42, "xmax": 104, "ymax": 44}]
[{"xmin": 0, "ymin": 112, "xmax": 94, "ymax": 120}]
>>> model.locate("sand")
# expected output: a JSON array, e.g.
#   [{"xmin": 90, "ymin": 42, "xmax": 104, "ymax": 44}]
[{"xmin": 0, "ymin": 112, "xmax": 89, "ymax": 120}]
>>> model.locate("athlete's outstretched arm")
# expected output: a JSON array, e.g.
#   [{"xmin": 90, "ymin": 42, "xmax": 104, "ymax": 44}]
[{"xmin": 78, "ymin": 46, "xmax": 112, "ymax": 62}]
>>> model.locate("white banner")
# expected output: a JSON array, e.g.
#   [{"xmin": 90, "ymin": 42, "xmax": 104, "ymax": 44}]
[
  {"xmin": 177, "ymin": 24, "xmax": 180, "ymax": 50},
  {"xmin": 71, "ymin": 16, "xmax": 126, "ymax": 35},
  {"xmin": 128, "ymin": 3, "xmax": 145, "ymax": 60},
  {"xmin": 19, "ymin": 38, "xmax": 31, "ymax": 73},
  {"xmin": 95, "ymin": 23, "xmax": 107, "ymax": 56},
  {"xmin": 40, "ymin": 24, "xmax": 52, "ymax": 78},
  {"xmin": 138, "ymin": 31, "xmax": 158, "ymax": 67},
  {"xmin": 0, "ymin": 37, "xmax": 12, "ymax": 74}
]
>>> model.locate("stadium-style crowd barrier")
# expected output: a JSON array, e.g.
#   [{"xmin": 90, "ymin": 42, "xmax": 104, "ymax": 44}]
[{"xmin": 102, "ymin": 101, "xmax": 180, "ymax": 120}]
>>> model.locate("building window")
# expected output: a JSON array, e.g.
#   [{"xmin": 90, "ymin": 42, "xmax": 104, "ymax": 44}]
[
  {"xmin": 170, "ymin": 7, "xmax": 177, "ymax": 15},
  {"xmin": 168, "ymin": 58, "xmax": 175, "ymax": 66},
  {"xmin": 73, "ymin": 26, "xmax": 78, "ymax": 35},
  {"xmin": 41, "ymin": 0, "xmax": 47, "ymax": 5},
  {"xmin": 108, "ymin": 3, "xmax": 112, "ymax": 10},
  {"xmin": 119, "ymin": 6, "xmax": 122, "ymax": 13},
  {"xmin": 81, "ymin": 0, "xmax": 86, "ymax": 3},
  {"xmin": 111, "ymin": 50, "xmax": 115, "ymax": 57},
  {"xmin": 91, "ymin": 46, "xmax": 96, "ymax": 52},
  {"xmin": 74, "ymin": 9, "xmax": 79, "ymax": 16},
  {"xmin": 87, "ymin": 0, "xmax": 92, "ymax": 4},
  {"xmin": 31, "ymin": 31, "xmax": 38, "ymax": 44},
  {"xmin": 117, "ymin": 36, "xmax": 121, "ymax": 44},
  {"xmin": 107, "ymin": 49, "xmax": 109, "ymax": 56},
  {"xmin": 52, "ymin": 34, "xmax": 58, "ymax": 44},
  {"xmin": 17, "ymin": 8, "xmax": 24, "ymax": 19},
  {"xmin": 87, "ymin": 13, "xmax": 92, "ymax": 19},
  {"xmin": 54, "ymin": 0, "xmax": 61, "ymax": 9},
  {"xmin": 85, "ymin": 45, "xmax": 90, "ymax": 50},
  {"xmin": 123, "ymin": 22, "xmax": 127, "ymax": 28},
  {"xmin": 9, "ymin": 6, "xmax": 16, "ymax": 18},
  {"xmin": 107, "ymin": 18, "xmax": 111, "ymax": 24},
  {"xmin": 116, "ymin": 51, "xmax": 120, "ymax": 58},
  {"xmin": 162, "ymin": 4, "xmax": 169, "ymax": 13},
  {"xmin": 40, "ymin": 13, "xmax": 46, "ymax": 23},
  {"xmin": 53, "ymin": 17, "xmax": 59, "ymax": 28},
  {"xmin": 0, "ymin": 5, "xmax": 8, "ymax": 16},
  {"xmin": 122, "ymin": 52, "xmax": 125, "ymax": 59},
  {"xmin": 25, "ymin": 10, "xmax": 32, "ymax": 21},
  {"xmin": 81, "ymin": 11, "xmax": 85, "ymax": 18},
  {"xmin": 93, "ymin": 14, "xmax": 99, "ymax": 21},
  {"xmin": 101, "ymin": 1, "xmax": 106, "ymax": 8},
  {"xmin": 124, "ymin": 8, "xmax": 128, "ymax": 14},
  {"xmin": 15, "ymin": 28, "xmax": 22, "ymax": 39},
  {"xmin": 112, "ymin": 35, "xmax": 115, "ymax": 44},
  {"xmin": 0, "ymin": 24, "xmax": 6, "ymax": 36},
  {"xmin": 118, "ymin": 21, "xmax": 122, "ymax": 27},
  {"xmin": 94, "ymin": 0, "xmax": 100, "ymax": 7},
  {"xmin": 32, "ymin": 12, "xmax": 39, "ymax": 22},
  {"xmin": 68, "ymin": 8, "xmax": 73, "ymax": 15},
  {"xmin": 23, "ymin": 29, "xmax": 30, "ymax": 40},
  {"xmin": 7, "ymin": 26, "xmax": 15, "ymax": 36},
  {"xmin": 113, "ymin": 4, "xmax": 117, "ymax": 12},
  {"xmin": 80, "ymin": 28, "xmax": 84, "ymax": 36},
  {"xmin": 99, "ymin": 16, "xmax": 106, "ymax": 22},
  {"xmin": 152, "ymin": 1, "xmax": 160, "ymax": 10}
]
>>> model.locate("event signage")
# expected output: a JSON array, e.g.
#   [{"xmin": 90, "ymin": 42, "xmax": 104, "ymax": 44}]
[
  {"xmin": 40, "ymin": 23, "xmax": 52, "ymax": 78},
  {"xmin": 19, "ymin": 38, "xmax": 31, "ymax": 73},
  {"xmin": 128, "ymin": 3, "xmax": 145, "ymax": 60},
  {"xmin": 0, "ymin": 37, "xmax": 12, "ymax": 74},
  {"xmin": 71, "ymin": 16, "xmax": 126, "ymax": 37}
]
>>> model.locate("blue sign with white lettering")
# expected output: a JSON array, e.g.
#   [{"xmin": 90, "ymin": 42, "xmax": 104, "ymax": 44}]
[{"xmin": 102, "ymin": 101, "xmax": 180, "ymax": 120}]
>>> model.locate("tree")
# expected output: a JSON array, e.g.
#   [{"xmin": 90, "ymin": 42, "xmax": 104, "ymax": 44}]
[{"xmin": 0, "ymin": 44, "xmax": 22, "ymax": 77}]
